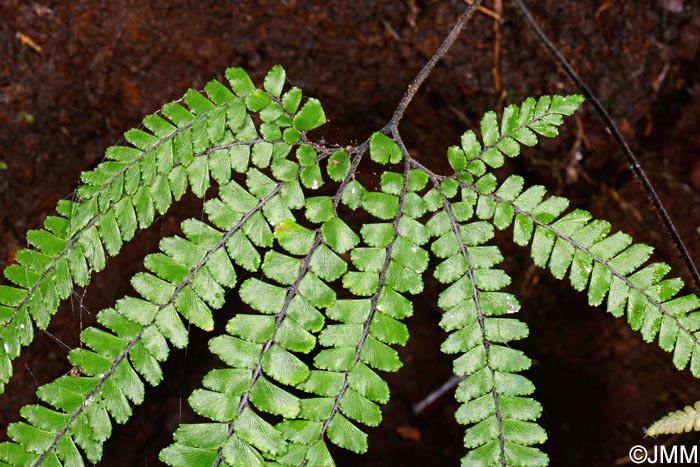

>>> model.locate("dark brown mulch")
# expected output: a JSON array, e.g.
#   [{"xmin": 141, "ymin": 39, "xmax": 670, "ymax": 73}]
[{"xmin": 1, "ymin": 1, "xmax": 700, "ymax": 466}]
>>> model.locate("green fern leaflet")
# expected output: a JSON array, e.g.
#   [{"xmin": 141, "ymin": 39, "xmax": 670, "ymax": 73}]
[{"xmin": 1, "ymin": 65, "xmax": 697, "ymax": 467}]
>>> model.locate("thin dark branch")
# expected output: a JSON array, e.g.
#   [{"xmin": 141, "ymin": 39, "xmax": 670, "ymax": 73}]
[
  {"xmin": 384, "ymin": 0, "xmax": 484, "ymax": 132},
  {"xmin": 513, "ymin": 0, "xmax": 700, "ymax": 293},
  {"xmin": 413, "ymin": 375, "xmax": 463, "ymax": 414}
]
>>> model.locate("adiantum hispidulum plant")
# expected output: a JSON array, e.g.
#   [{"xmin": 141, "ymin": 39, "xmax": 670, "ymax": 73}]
[{"xmin": 1, "ymin": 40, "xmax": 700, "ymax": 467}]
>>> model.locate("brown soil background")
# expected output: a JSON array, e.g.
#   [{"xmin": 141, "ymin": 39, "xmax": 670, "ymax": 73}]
[{"xmin": 2, "ymin": 1, "xmax": 700, "ymax": 466}]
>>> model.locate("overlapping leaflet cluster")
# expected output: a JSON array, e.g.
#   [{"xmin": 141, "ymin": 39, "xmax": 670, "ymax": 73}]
[
  {"xmin": 0, "ymin": 64, "xmax": 314, "ymax": 394},
  {"xmin": 453, "ymin": 100, "xmax": 700, "ymax": 378},
  {"xmin": 2, "ymin": 64, "xmax": 699, "ymax": 467},
  {"xmin": 272, "ymin": 141, "xmax": 433, "ymax": 466},
  {"xmin": 444, "ymin": 95, "xmax": 700, "ymax": 464},
  {"xmin": 420, "ymin": 95, "xmax": 587, "ymax": 466},
  {"xmin": 427, "ymin": 188, "xmax": 546, "ymax": 467},
  {"xmin": 160, "ymin": 133, "xmax": 432, "ymax": 466},
  {"xmin": 0, "ymin": 65, "xmax": 328, "ymax": 466}
]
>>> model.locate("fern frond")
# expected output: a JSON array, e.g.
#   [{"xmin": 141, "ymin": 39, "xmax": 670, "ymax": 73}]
[
  {"xmin": 159, "ymin": 134, "xmax": 418, "ymax": 467},
  {"xmin": 5, "ymin": 55, "xmax": 689, "ymax": 467},
  {"xmin": 160, "ymin": 236, "xmax": 329, "ymax": 467},
  {"xmin": 0, "ymin": 65, "xmax": 302, "ymax": 395},
  {"xmin": 159, "ymin": 111, "xmax": 343, "ymax": 467},
  {"xmin": 426, "ymin": 175, "xmax": 548, "ymax": 467},
  {"xmin": 459, "ymin": 171, "xmax": 700, "ymax": 376},
  {"xmin": 647, "ymin": 402, "xmax": 700, "ymax": 436},
  {"xmin": 0, "ymin": 179, "xmax": 279, "ymax": 466},
  {"xmin": 445, "ymin": 95, "xmax": 583, "ymax": 176},
  {"xmin": 161, "ymin": 176, "xmax": 336, "ymax": 465},
  {"xmin": 0, "ymin": 65, "xmax": 326, "ymax": 466},
  {"xmin": 266, "ymin": 136, "xmax": 431, "ymax": 466},
  {"xmin": 427, "ymin": 93, "xmax": 700, "ymax": 378}
]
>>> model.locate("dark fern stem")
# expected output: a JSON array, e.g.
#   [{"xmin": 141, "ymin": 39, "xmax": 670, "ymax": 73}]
[{"xmin": 513, "ymin": 0, "xmax": 700, "ymax": 293}]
